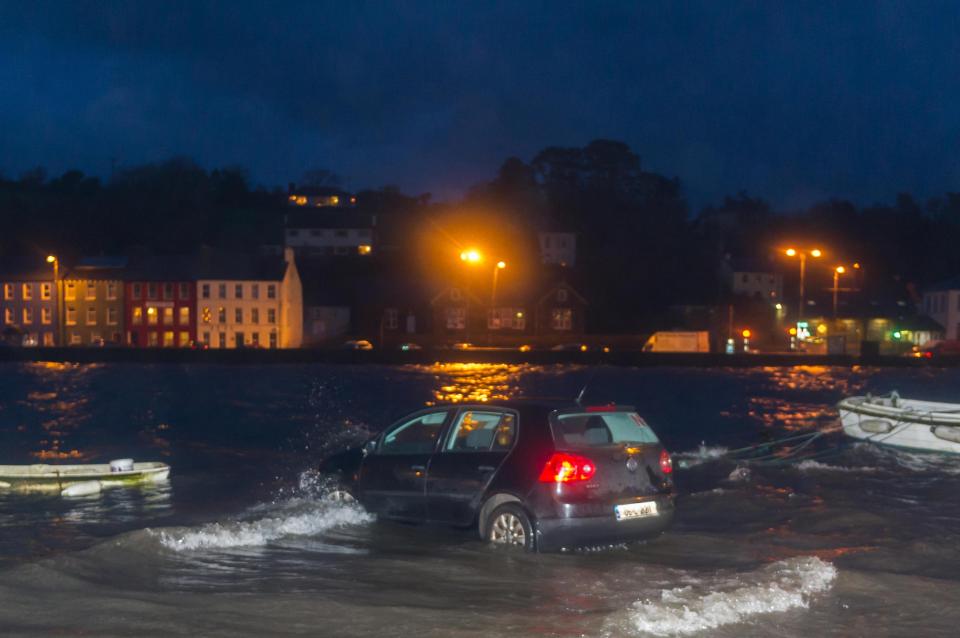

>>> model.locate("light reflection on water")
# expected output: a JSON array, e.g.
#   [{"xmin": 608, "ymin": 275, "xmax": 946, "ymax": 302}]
[{"xmin": 407, "ymin": 362, "xmax": 534, "ymax": 404}]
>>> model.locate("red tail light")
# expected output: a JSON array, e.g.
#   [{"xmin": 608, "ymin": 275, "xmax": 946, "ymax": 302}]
[
  {"xmin": 659, "ymin": 449, "xmax": 673, "ymax": 474},
  {"xmin": 539, "ymin": 452, "xmax": 596, "ymax": 483}
]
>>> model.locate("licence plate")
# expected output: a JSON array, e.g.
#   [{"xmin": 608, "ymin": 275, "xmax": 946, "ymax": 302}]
[{"xmin": 614, "ymin": 501, "xmax": 659, "ymax": 521}]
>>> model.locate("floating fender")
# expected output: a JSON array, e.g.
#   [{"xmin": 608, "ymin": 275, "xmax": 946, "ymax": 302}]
[
  {"xmin": 860, "ymin": 419, "xmax": 893, "ymax": 434},
  {"xmin": 931, "ymin": 426, "xmax": 960, "ymax": 444},
  {"xmin": 61, "ymin": 481, "xmax": 102, "ymax": 497},
  {"xmin": 0, "ymin": 481, "xmax": 10, "ymax": 489}
]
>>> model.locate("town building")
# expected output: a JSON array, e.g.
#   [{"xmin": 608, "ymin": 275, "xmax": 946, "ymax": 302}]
[
  {"xmin": 538, "ymin": 232, "xmax": 577, "ymax": 267},
  {"xmin": 195, "ymin": 248, "xmax": 302, "ymax": 349},
  {"xmin": 284, "ymin": 210, "xmax": 376, "ymax": 258},
  {"xmin": 285, "ymin": 186, "xmax": 356, "ymax": 208},
  {"xmin": 61, "ymin": 257, "xmax": 126, "ymax": 346},
  {"xmin": 124, "ymin": 256, "xmax": 197, "ymax": 348},
  {"xmin": 0, "ymin": 257, "xmax": 58, "ymax": 346},
  {"xmin": 922, "ymin": 279, "xmax": 960, "ymax": 339},
  {"xmin": 536, "ymin": 281, "xmax": 587, "ymax": 335}
]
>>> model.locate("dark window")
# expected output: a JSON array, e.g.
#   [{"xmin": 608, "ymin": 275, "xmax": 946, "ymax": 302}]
[{"xmin": 378, "ymin": 411, "xmax": 449, "ymax": 455}]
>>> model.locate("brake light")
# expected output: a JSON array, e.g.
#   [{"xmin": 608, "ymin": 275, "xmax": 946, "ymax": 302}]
[
  {"xmin": 659, "ymin": 449, "xmax": 673, "ymax": 474},
  {"xmin": 585, "ymin": 405, "xmax": 616, "ymax": 412},
  {"xmin": 539, "ymin": 452, "xmax": 596, "ymax": 483}
]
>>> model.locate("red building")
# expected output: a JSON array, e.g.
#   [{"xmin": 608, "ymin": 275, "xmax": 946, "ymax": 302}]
[{"xmin": 124, "ymin": 256, "xmax": 197, "ymax": 347}]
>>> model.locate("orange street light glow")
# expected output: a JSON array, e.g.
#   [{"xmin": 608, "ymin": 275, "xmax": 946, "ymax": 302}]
[
  {"xmin": 836, "ymin": 266, "xmax": 846, "ymax": 274},
  {"xmin": 460, "ymin": 249, "xmax": 482, "ymax": 263},
  {"xmin": 741, "ymin": 329, "xmax": 752, "ymax": 339},
  {"xmin": 785, "ymin": 248, "xmax": 797, "ymax": 257},
  {"xmin": 810, "ymin": 249, "xmax": 822, "ymax": 258},
  {"xmin": 496, "ymin": 260, "xmax": 506, "ymax": 269}
]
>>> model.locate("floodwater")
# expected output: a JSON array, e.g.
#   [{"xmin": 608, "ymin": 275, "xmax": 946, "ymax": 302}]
[{"xmin": 0, "ymin": 362, "xmax": 959, "ymax": 637}]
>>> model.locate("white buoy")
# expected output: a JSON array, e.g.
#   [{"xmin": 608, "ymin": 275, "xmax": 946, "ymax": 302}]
[{"xmin": 61, "ymin": 481, "xmax": 102, "ymax": 497}]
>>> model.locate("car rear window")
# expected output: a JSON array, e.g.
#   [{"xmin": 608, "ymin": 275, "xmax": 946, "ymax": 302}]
[{"xmin": 551, "ymin": 412, "xmax": 659, "ymax": 447}]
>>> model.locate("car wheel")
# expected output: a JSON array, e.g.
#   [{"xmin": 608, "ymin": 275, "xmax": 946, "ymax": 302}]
[
  {"xmin": 323, "ymin": 482, "xmax": 357, "ymax": 504},
  {"xmin": 486, "ymin": 503, "xmax": 535, "ymax": 552}
]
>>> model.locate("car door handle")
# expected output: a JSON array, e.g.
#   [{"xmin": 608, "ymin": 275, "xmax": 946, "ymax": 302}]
[{"xmin": 478, "ymin": 465, "xmax": 496, "ymax": 472}]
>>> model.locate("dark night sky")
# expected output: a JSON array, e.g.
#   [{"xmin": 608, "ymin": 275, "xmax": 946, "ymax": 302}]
[{"xmin": 2, "ymin": 1, "xmax": 960, "ymax": 208}]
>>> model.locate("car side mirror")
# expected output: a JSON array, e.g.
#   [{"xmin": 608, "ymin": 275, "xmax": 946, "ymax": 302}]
[{"xmin": 362, "ymin": 439, "xmax": 377, "ymax": 457}]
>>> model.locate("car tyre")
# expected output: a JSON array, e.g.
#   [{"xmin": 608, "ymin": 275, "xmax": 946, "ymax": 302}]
[{"xmin": 486, "ymin": 503, "xmax": 535, "ymax": 552}]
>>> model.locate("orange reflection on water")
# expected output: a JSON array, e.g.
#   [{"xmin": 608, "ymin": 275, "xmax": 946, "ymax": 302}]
[{"xmin": 410, "ymin": 362, "xmax": 529, "ymax": 404}]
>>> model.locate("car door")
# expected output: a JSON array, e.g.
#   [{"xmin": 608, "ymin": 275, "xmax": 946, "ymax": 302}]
[
  {"xmin": 358, "ymin": 408, "xmax": 452, "ymax": 522},
  {"xmin": 425, "ymin": 407, "xmax": 518, "ymax": 526}
]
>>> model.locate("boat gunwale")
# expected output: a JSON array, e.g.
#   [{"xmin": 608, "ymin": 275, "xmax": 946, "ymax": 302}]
[
  {"xmin": 838, "ymin": 397, "xmax": 960, "ymax": 427},
  {"xmin": 0, "ymin": 462, "xmax": 170, "ymax": 481}
]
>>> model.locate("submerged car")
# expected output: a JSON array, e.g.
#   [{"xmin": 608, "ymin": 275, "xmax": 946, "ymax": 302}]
[{"xmin": 319, "ymin": 401, "xmax": 675, "ymax": 552}]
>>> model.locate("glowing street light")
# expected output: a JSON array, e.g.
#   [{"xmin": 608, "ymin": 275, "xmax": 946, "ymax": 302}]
[
  {"xmin": 46, "ymin": 255, "xmax": 61, "ymax": 346},
  {"xmin": 460, "ymin": 249, "xmax": 483, "ymax": 263},
  {"xmin": 833, "ymin": 265, "xmax": 846, "ymax": 317},
  {"xmin": 784, "ymin": 247, "xmax": 823, "ymax": 322}
]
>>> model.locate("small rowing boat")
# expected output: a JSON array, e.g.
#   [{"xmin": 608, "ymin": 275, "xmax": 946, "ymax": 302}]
[
  {"xmin": 0, "ymin": 459, "xmax": 170, "ymax": 496},
  {"xmin": 838, "ymin": 392, "xmax": 960, "ymax": 454}
]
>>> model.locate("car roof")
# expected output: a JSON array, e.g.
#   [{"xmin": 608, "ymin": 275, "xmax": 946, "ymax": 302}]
[{"xmin": 433, "ymin": 399, "xmax": 637, "ymax": 414}]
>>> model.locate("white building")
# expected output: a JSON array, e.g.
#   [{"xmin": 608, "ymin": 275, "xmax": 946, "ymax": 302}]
[
  {"xmin": 731, "ymin": 270, "xmax": 783, "ymax": 301},
  {"xmin": 195, "ymin": 248, "xmax": 303, "ymax": 349},
  {"xmin": 538, "ymin": 232, "xmax": 576, "ymax": 266},
  {"xmin": 284, "ymin": 211, "xmax": 375, "ymax": 258},
  {"xmin": 922, "ymin": 281, "xmax": 960, "ymax": 339}
]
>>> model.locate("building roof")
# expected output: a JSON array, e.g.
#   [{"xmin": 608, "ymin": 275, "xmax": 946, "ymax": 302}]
[
  {"xmin": 285, "ymin": 210, "xmax": 375, "ymax": 229},
  {"xmin": 194, "ymin": 251, "xmax": 289, "ymax": 281},
  {"xmin": 63, "ymin": 256, "xmax": 128, "ymax": 281},
  {"xmin": 0, "ymin": 257, "xmax": 54, "ymax": 281}
]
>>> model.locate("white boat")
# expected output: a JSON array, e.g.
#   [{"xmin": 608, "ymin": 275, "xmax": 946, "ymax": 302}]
[
  {"xmin": 838, "ymin": 392, "xmax": 960, "ymax": 454},
  {"xmin": 0, "ymin": 460, "xmax": 170, "ymax": 495}
]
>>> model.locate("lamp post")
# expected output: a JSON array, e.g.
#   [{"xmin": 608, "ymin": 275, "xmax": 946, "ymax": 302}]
[
  {"xmin": 46, "ymin": 255, "xmax": 60, "ymax": 347},
  {"xmin": 491, "ymin": 260, "xmax": 506, "ymax": 305},
  {"xmin": 832, "ymin": 266, "xmax": 846, "ymax": 318},
  {"xmin": 784, "ymin": 247, "xmax": 822, "ymax": 322}
]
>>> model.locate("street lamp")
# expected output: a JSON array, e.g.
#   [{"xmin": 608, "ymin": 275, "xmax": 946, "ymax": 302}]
[
  {"xmin": 832, "ymin": 266, "xmax": 846, "ymax": 318},
  {"xmin": 46, "ymin": 255, "xmax": 60, "ymax": 347},
  {"xmin": 460, "ymin": 249, "xmax": 482, "ymax": 264},
  {"xmin": 492, "ymin": 260, "xmax": 506, "ymax": 305},
  {"xmin": 784, "ymin": 247, "xmax": 823, "ymax": 322}
]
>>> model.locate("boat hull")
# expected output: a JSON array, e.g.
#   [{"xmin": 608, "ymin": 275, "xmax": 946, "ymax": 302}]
[
  {"xmin": 0, "ymin": 462, "xmax": 170, "ymax": 492},
  {"xmin": 838, "ymin": 396, "xmax": 960, "ymax": 454}
]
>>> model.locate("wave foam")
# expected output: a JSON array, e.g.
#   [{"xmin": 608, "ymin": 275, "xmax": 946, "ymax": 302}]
[
  {"xmin": 607, "ymin": 556, "xmax": 837, "ymax": 636},
  {"xmin": 795, "ymin": 459, "xmax": 879, "ymax": 474},
  {"xmin": 675, "ymin": 445, "xmax": 729, "ymax": 469},
  {"xmin": 156, "ymin": 501, "xmax": 373, "ymax": 551}
]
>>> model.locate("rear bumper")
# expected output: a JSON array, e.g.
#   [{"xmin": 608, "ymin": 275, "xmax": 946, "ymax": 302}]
[{"xmin": 534, "ymin": 498, "xmax": 674, "ymax": 552}]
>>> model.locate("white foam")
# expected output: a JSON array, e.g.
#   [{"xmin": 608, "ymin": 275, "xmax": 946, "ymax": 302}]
[
  {"xmin": 606, "ymin": 556, "xmax": 837, "ymax": 636},
  {"xmin": 795, "ymin": 460, "xmax": 879, "ymax": 474},
  {"xmin": 155, "ymin": 501, "xmax": 373, "ymax": 551},
  {"xmin": 675, "ymin": 445, "xmax": 729, "ymax": 469}
]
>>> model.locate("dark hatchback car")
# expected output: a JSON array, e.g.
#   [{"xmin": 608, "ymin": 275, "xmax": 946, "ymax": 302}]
[{"xmin": 319, "ymin": 401, "xmax": 675, "ymax": 552}]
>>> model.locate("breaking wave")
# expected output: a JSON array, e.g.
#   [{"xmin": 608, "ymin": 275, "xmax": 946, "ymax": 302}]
[
  {"xmin": 675, "ymin": 445, "xmax": 729, "ymax": 469},
  {"xmin": 605, "ymin": 556, "xmax": 837, "ymax": 636},
  {"xmin": 794, "ymin": 459, "xmax": 879, "ymax": 473},
  {"xmin": 154, "ymin": 499, "xmax": 373, "ymax": 552}
]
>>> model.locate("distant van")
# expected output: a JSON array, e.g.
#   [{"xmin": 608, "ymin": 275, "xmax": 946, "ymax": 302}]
[
  {"xmin": 643, "ymin": 331, "xmax": 710, "ymax": 353},
  {"xmin": 911, "ymin": 340, "xmax": 960, "ymax": 359}
]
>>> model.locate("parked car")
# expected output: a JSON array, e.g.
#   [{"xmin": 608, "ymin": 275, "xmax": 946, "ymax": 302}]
[
  {"xmin": 342, "ymin": 339, "xmax": 374, "ymax": 351},
  {"xmin": 319, "ymin": 401, "xmax": 675, "ymax": 552},
  {"xmin": 910, "ymin": 340, "xmax": 960, "ymax": 358},
  {"xmin": 551, "ymin": 343, "xmax": 588, "ymax": 352},
  {"xmin": 398, "ymin": 342, "xmax": 422, "ymax": 351},
  {"xmin": 451, "ymin": 342, "xmax": 473, "ymax": 350}
]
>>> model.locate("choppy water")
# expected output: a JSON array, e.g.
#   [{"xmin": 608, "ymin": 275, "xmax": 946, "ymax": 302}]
[{"xmin": 1, "ymin": 362, "xmax": 959, "ymax": 637}]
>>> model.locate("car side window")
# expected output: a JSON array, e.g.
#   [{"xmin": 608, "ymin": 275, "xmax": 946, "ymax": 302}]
[
  {"xmin": 379, "ymin": 410, "xmax": 449, "ymax": 455},
  {"xmin": 445, "ymin": 410, "xmax": 517, "ymax": 453}
]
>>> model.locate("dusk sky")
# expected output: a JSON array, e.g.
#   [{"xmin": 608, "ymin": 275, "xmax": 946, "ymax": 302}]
[{"xmin": 2, "ymin": 1, "xmax": 960, "ymax": 209}]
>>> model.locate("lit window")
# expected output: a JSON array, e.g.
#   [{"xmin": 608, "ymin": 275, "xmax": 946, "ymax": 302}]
[
  {"xmin": 445, "ymin": 307, "xmax": 466, "ymax": 330},
  {"xmin": 162, "ymin": 307, "xmax": 173, "ymax": 325},
  {"xmin": 23, "ymin": 308, "xmax": 33, "ymax": 325},
  {"xmin": 132, "ymin": 307, "xmax": 143, "ymax": 325},
  {"xmin": 70, "ymin": 332, "xmax": 82, "ymax": 345},
  {"xmin": 66, "ymin": 307, "xmax": 77, "ymax": 325},
  {"xmin": 41, "ymin": 307, "xmax": 52, "ymax": 324},
  {"xmin": 22, "ymin": 283, "xmax": 33, "ymax": 300},
  {"xmin": 43, "ymin": 332, "xmax": 54, "ymax": 346},
  {"xmin": 551, "ymin": 308, "xmax": 573, "ymax": 331},
  {"xmin": 3, "ymin": 308, "xmax": 12, "ymax": 324},
  {"xmin": 2, "ymin": 284, "xmax": 12, "ymax": 300},
  {"xmin": 178, "ymin": 331, "xmax": 190, "ymax": 347},
  {"xmin": 202, "ymin": 307, "xmax": 211, "ymax": 324},
  {"xmin": 65, "ymin": 282, "xmax": 76, "ymax": 301},
  {"xmin": 107, "ymin": 307, "xmax": 118, "ymax": 325},
  {"xmin": 148, "ymin": 332, "xmax": 159, "ymax": 347},
  {"xmin": 179, "ymin": 307, "xmax": 190, "ymax": 325},
  {"xmin": 267, "ymin": 308, "xmax": 276, "ymax": 324},
  {"xmin": 217, "ymin": 307, "xmax": 226, "ymax": 323},
  {"xmin": 147, "ymin": 307, "xmax": 158, "ymax": 326},
  {"xmin": 85, "ymin": 283, "xmax": 96, "ymax": 301},
  {"xmin": 89, "ymin": 332, "xmax": 101, "ymax": 345},
  {"xmin": 41, "ymin": 283, "xmax": 51, "ymax": 300},
  {"xmin": 106, "ymin": 282, "xmax": 117, "ymax": 300},
  {"xmin": 163, "ymin": 331, "xmax": 174, "ymax": 347},
  {"xmin": 358, "ymin": 244, "xmax": 372, "ymax": 255},
  {"xmin": 86, "ymin": 307, "xmax": 96, "ymax": 325}
]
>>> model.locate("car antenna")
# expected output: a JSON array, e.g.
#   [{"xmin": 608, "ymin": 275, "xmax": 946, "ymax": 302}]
[{"xmin": 574, "ymin": 367, "xmax": 600, "ymax": 406}]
